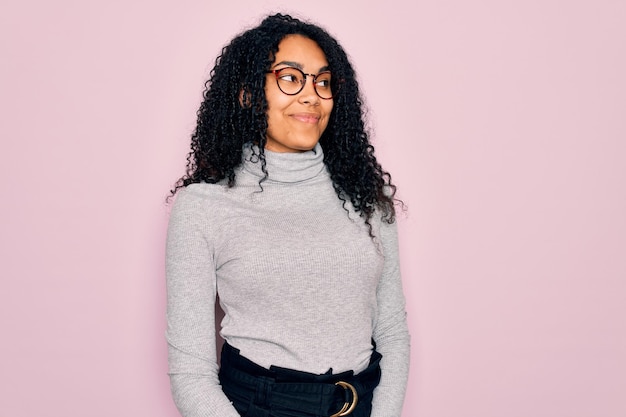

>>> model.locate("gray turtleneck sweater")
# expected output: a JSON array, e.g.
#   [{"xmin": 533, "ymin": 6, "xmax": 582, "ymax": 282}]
[{"xmin": 166, "ymin": 143, "xmax": 410, "ymax": 417}]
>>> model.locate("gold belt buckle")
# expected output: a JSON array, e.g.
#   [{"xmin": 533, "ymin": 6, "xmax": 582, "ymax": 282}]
[{"xmin": 330, "ymin": 381, "xmax": 358, "ymax": 417}]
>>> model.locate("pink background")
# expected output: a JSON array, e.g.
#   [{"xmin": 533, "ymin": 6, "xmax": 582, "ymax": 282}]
[{"xmin": 1, "ymin": 1, "xmax": 625, "ymax": 416}]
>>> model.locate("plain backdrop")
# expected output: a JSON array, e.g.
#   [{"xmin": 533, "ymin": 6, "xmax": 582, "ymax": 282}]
[{"xmin": 1, "ymin": 0, "xmax": 625, "ymax": 416}]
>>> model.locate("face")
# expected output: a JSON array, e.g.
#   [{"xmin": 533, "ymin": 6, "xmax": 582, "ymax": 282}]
[{"xmin": 264, "ymin": 35, "xmax": 334, "ymax": 153}]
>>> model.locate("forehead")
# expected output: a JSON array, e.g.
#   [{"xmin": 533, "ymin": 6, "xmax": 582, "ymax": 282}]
[{"xmin": 273, "ymin": 34, "xmax": 328, "ymax": 67}]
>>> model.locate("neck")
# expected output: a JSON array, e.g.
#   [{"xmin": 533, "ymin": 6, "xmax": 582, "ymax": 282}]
[{"xmin": 241, "ymin": 143, "xmax": 326, "ymax": 183}]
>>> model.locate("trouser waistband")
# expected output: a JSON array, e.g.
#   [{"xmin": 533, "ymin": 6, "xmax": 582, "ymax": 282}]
[{"xmin": 218, "ymin": 342, "xmax": 382, "ymax": 417}]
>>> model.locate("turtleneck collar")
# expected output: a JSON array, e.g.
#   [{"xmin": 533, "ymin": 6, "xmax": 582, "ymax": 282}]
[{"xmin": 241, "ymin": 143, "xmax": 327, "ymax": 184}]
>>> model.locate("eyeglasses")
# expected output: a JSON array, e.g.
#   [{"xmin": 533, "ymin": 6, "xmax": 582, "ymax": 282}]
[{"xmin": 266, "ymin": 67, "xmax": 338, "ymax": 100}]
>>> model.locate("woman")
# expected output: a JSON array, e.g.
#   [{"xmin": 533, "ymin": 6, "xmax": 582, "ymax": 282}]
[{"xmin": 166, "ymin": 13, "xmax": 410, "ymax": 417}]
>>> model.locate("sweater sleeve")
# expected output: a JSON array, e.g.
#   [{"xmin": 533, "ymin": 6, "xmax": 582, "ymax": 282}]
[
  {"xmin": 165, "ymin": 188, "xmax": 240, "ymax": 417},
  {"xmin": 371, "ymin": 219, "xmax": 411, "ymax": 417}
]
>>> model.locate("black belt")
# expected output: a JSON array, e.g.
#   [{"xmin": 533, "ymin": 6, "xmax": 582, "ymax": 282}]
[{"xmin": 218, "ymin": 342, "xmax": 382, "ymax": 417}]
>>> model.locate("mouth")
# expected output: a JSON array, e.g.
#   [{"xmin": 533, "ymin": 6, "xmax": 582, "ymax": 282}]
[{"xmin": 290, "ymin": 113, "xmax": 321, "ymax": 124}]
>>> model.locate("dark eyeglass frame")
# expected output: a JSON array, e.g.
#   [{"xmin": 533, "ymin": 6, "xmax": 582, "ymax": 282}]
[{"xmin": 265, "ymin": 67, "xmax": 338, "ymax": 100}]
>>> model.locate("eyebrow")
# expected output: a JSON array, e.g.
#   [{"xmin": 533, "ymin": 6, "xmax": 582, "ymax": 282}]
[{"xmin": 272, "ymin": 60, "xmax": 330, "ymax": 72}]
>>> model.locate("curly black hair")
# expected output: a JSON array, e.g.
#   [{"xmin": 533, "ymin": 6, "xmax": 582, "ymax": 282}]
[{"xmin": 171, "ymin": 13, "xmax": 400, "ymax": 232}]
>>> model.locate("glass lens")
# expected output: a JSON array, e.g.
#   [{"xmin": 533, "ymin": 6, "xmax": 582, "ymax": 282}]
[
  {"xmin": 273, "ymin": 67, "xmax": 336, "ymax": 99},
  {"xmin": 275, "ymin": 67, "xmax": 304, "ymax": 95},
  {"xmin": 314, "ymin": 71, "xmax": 333, "ymax": 99}
]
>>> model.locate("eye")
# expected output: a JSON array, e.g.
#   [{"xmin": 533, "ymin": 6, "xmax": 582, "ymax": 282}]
[
  {"xmin": 277, "ymin": 68, "xmax": 302, "ymax": 84},
  {"xmin": 315, "ymin": 73, "xmax": 332, "ymax": 89},
  {"xmin": 279, "ymin": 74, "xmax": 299, "ymax": 83}
]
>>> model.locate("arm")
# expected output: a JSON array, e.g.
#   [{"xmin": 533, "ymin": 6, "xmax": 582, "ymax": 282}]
[
  {"xmin": 371, "ymin": 219, "xmax": 411, "ymax": 417},
  {"xmin": 165, "ymin": 188, "xmax": 240, "ymax": 417}
]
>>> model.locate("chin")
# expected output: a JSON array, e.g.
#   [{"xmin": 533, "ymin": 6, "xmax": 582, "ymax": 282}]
[
  {"xmin": 296, "ymin": 139, "xmax": 320, "ymax": 151},
  {"xmin": 299, "ymin": 142, "xmax": 318, "ymax": 150},
  {"xmin": 266, "ymin": 136, "xmax": 321, "ymax": 153}
]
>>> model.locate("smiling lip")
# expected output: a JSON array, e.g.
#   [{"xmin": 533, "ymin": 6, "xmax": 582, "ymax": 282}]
[{"xmin": 291, "ymin": 113, "xmax": 321, "ymax": 124}]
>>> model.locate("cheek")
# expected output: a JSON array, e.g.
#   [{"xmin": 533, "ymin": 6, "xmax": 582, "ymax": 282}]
[
  {"xmin": 321, "ymin": 103, "xmax": 334, "ymax": 129},
  {"xmin": 266, "ymin": 106, "xmax": 284, "ymax": 124},
  {"xmin": 265, "ymin": 83, "xmax": 291, "ymax": 111}
]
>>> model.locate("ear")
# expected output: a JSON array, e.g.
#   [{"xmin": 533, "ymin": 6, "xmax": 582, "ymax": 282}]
[{"xmin": 239, "ymin": 87, "xmax": 252, "ymax": 108}]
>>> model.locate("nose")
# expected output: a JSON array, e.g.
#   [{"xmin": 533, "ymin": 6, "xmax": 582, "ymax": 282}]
[{"xmin": 298, "ymin": 74, "xmax": 320, "ymax": 104}]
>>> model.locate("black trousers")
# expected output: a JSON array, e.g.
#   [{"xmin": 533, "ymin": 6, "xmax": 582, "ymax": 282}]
[{"xmin": 218, "ymin": 343, "xmax": 382, "ymax": 417}]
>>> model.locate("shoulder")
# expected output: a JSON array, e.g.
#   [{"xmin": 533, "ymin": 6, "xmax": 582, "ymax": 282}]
[
  {"xmin": 172, "ymin": 182, "xmax": 228, "ymax": 209},
  {"xmin": 178, "ymin": 182, "xmax": 229, "ymax": 198},
  {"xmin": 168, "ymin": 183, "xmax": 231, "ymax": 228}
]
